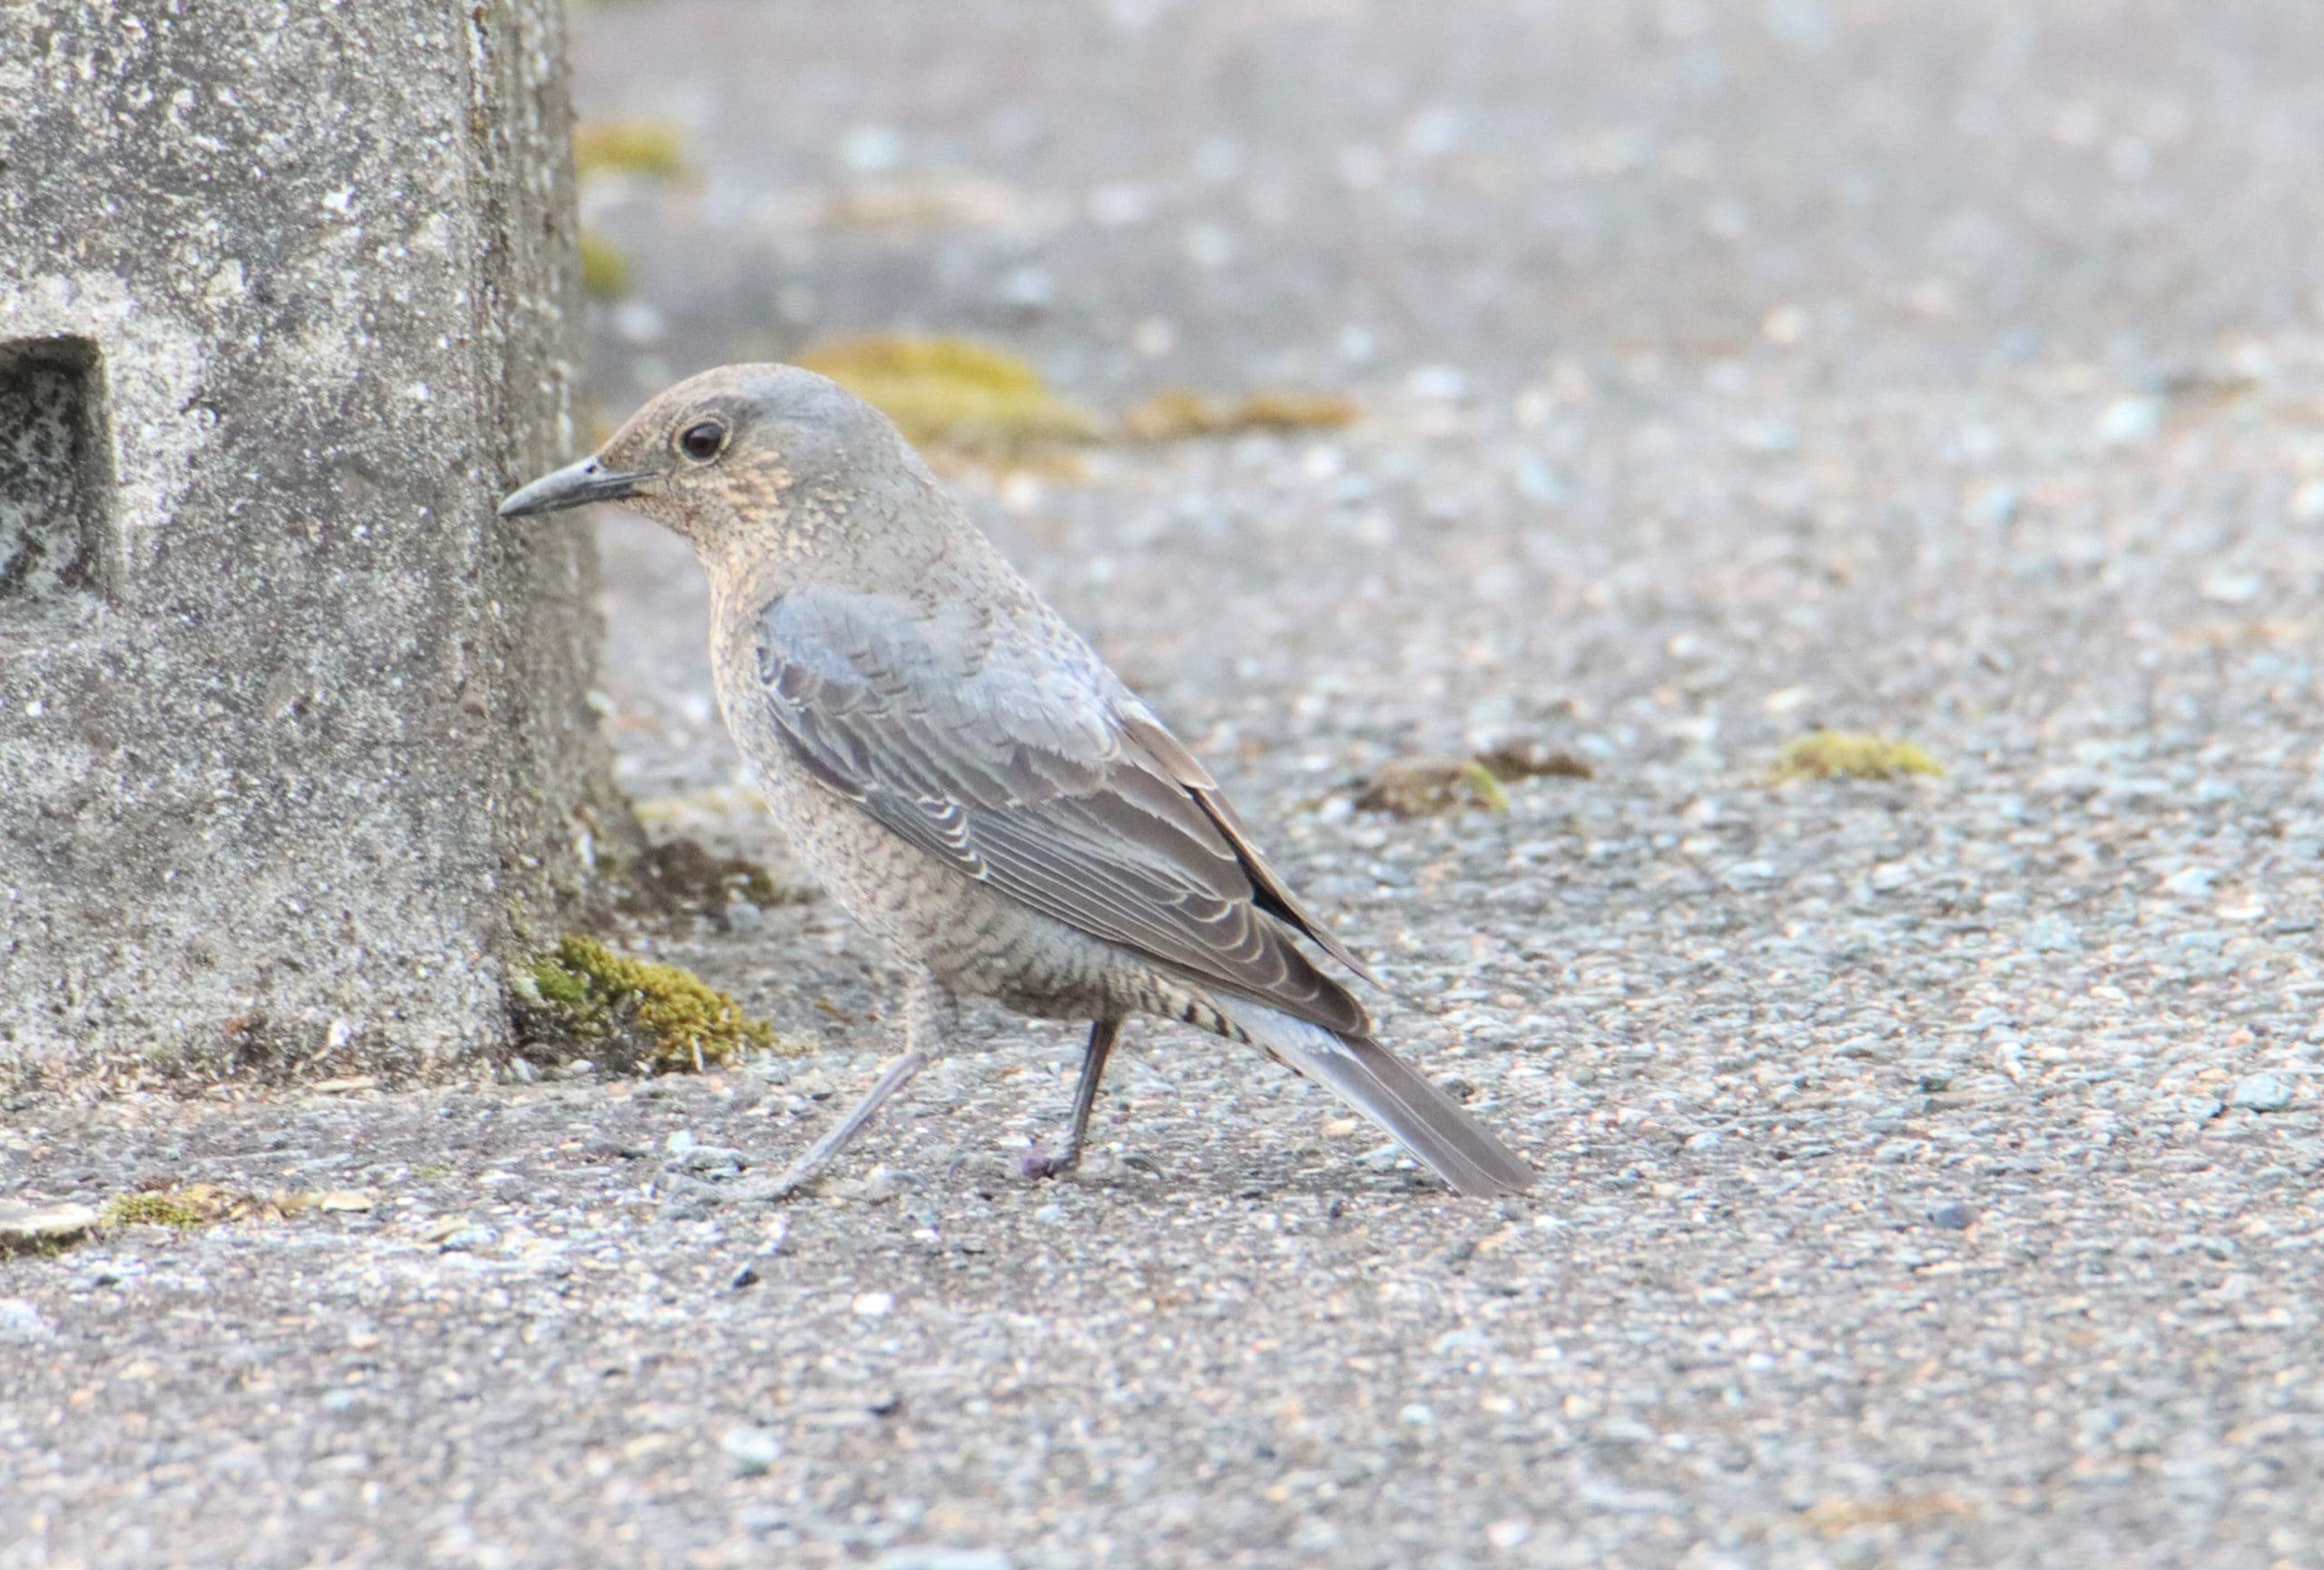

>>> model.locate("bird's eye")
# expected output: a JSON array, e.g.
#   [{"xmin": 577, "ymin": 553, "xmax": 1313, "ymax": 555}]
[{"xmin": 677, "ymin": 420, "xmax": 728, "ymax": 463}]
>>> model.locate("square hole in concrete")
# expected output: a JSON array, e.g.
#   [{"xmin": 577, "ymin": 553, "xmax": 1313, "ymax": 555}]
[{"xmin": 0, "ymin": 335, "xmax": 114, "ymax": 613}]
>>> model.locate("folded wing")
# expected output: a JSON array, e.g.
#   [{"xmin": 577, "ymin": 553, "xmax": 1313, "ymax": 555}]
[{"xmin": 754, "ymin": 587, "xmax": 1371, "ymax": 1035}]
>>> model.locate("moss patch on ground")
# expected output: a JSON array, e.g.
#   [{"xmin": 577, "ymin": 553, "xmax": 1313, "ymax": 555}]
[
  {"xmin": 1354, "ymin": 740, "xmax": 1593, "ymax": 817},
  {"xmin": 1120, "ymin": 388, "xmax": 1360, "ymax": 442},
  {"xmin": 573, "ymin": 121, "xmax": 689, "ymax": 182},
  {"xmin": 513, "ymin": 935, "xmax": 786, "ymax": 1074},
  {"xmin": 1355, "ymin": 756, "xmax": 1511, "ymax": 816},
  {"xmin": 93, "ymin": 1184, "xmax": 369, "ymax": 1231},
  {"xmin": 1769, "ymin": 731, "xmax": 1944, "ymax": 784},
  {"xmin": 579, "ymin": 233, "xmax": 632, "ymax": 301},
  {"xmin": 797, "ymin": 336, "xmax": 1101, "ymax": 461},
  {"xmin": 99, "ymin": 1191, "xmax": 215, "ymax": 1229}
]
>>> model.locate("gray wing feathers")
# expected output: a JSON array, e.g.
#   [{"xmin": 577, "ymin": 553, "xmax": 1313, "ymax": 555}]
[{"xmin": 756, "ymin": 589, "xmax": 1371, "ymax": 1034}]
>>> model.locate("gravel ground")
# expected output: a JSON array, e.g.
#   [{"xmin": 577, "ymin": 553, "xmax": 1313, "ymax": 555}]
[{"xmin": 9, "ymin": 2, "xmax": 2324, "ymax": 1566}]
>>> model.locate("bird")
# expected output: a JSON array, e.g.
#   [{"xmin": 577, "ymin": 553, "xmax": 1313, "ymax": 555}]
[{"xmin": 499, "ymin": 364, "xmax": 1533, "ymax": 1199}]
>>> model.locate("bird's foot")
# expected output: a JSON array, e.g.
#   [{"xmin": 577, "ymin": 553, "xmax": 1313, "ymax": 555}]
[
  {"xmin": 1017, "ymin": 1145, "xmax": 1078, "ymax": 1181},
  {"xmin": 708, "ymin": 1170, "xmax": 819, "ymax": 1206}
]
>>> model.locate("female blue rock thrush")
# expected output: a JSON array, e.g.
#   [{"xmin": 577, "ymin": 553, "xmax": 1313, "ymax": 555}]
[{"xmin": 501, "ymin": 364, "xmax": 1533, "ymax": 1198}]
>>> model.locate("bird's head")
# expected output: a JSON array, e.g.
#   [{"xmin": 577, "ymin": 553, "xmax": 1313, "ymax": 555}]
[{"xmin": 497, "ymin": 363, "xmax": 916, "ymax": 552}]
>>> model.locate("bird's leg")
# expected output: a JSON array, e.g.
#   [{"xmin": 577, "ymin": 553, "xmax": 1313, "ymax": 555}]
[
  {"xmin": 1020, "ymin": 1018, "xmax": 1121, "ymax": 1180},
  {"xmin": 728, "ymin": 973, "xmax": 952, "ymax": 1203}
]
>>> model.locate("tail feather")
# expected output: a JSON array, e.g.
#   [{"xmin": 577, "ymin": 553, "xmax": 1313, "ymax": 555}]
[{"xmin": 1222, "ymin": 1002, "xmax": 1535, "ymax": 1197}]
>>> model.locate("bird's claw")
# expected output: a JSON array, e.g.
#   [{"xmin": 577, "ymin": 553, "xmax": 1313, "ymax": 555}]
[{"xmin": 1017, "ymin": 1147, "xmax": 1073, "ymax": 1181}]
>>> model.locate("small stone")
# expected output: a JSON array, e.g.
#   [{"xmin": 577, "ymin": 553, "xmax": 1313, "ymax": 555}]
[
  {"xmin": 722, "ymin": 1423, "xmax": 783, "ymax": 1476},
  {"xmin": 1407, "ymin": 364, "xmax": 1469, "ymax": 401},
  {"xmin": 2022, "ymin": 914, "xmax": 2083, "ymax": 953},
  {"xmin": 2200, "ymin": 569, "xmax": 2262, "ymax": 605},
  {"xmin": 1485, "ymin": 1519, "xmax": 1533, "ymax": 1551},
  {"xmin": 2160, "ymin": 866, "xmax": 2217, "ymax": 898},
  {"xmin": 437, "ymin": 1225, "xmax": 497, "ymax": 1253},
  {"xmin": 879, "ymin": 1550, "xmax": 1011, "ymax": 1570},
  {"xmin": 1722, "ymin": 860, "xmax": 1778, "ymax": 890},
  {"xmin": 851, "ymin": 1290, "xmax": 895, "ymax": 1318},
  {"xmin": 1926, "ymin": 1201, "xmax": 1975, "ymax": 1230},
  {"xmin": 2171, "ymin": 1096, "xmax": 2224, "ymax": 1124},
  {"xmin": 841, "ymin": 123, "xmax": 902, "ymax": 173},
  {"xmin": 0, "ymin": 1201, "xmax": 100, "ymax": 1252},
  {"xmin": 2230, "ymin": 1073, "xmax": 2293, "ymax": 1112},
  {"xmin": 1397, "ymin": 1403, "xmax": 1436, "ymax": 1428},
  {"xmin": 999, "ymin": 265, "xmax": 1055, "ymax": 311},
  {"xmin": 2096, "ymin": 396, "xmax": 2162, "ymax": 446},
  {"xmin": 0, "ymin": 1298, "xmax": 53, "ymax": 1343}
]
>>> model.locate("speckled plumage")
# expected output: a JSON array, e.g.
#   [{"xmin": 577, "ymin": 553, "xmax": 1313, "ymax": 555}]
[{"xmin": 500, "ymin": 364, "xmax": 1532, "ymax": 1197}]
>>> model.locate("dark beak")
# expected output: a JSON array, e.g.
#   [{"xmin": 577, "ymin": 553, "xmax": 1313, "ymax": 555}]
[{"xmin": 497, "ymin": 456, "xmax": 649, "ymax": 518}]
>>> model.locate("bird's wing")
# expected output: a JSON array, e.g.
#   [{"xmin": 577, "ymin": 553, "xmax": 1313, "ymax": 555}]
[{"xmin": 753, "ymin": 587, "xmax": 1371, "ymax": 1035}]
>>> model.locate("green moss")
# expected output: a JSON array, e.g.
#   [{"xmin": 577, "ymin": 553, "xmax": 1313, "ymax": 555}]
[
  {"xmin": 573, "ymin": 121, "xmax": 689, "ymax": 182},
  {"xmin": 100, "ymin": 1191, "xmax": 212, "ymax": 1229},
  {"xmin": 579, "ymin": 232, "xmax": 632, "ymax": 301},
  {"xmin": 1768, "ymin": 731, "xmax": 1945, "ymax": 784},
  {"xmin": 514, "ymin": 934, "xmax": 779, "ymax": 1074},
  {"xmin": 798, "ymin": 336, "xmax": 1100, "ymax": 460},
  {"xmin": 1355, "ymin": 756, "xmax": 1512, "ymax": 817},
  {"xmin": 1120, "ymin": 388, "xmax": 1360, "ymax": 442},
  {"xmin": 1456, "ymin": 758, "xmax": 1512, "ymax": 813}
]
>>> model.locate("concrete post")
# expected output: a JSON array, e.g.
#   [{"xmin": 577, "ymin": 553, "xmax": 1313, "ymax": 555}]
[{"xmin": 0, "ymin": 2, "xmax": 629, "ymax": 1076}]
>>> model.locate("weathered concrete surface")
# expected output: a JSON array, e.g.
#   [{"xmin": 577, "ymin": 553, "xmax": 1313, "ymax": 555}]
[{"xmin": 0, "ymin": 2, "xmax": 625, "ymax": 1073}]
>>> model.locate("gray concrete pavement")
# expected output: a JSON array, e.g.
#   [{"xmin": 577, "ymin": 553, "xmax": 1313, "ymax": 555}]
[{"xmin": 7, "ymin": 2, "xmax": 2324, "ymax": 1565}]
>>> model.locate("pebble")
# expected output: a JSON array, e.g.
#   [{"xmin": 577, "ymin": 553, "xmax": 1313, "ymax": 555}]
[
  {"xmin": 1485, "ymin": 1518, "xmax": 1534, "ymax": 1551},
  {"xmin": 1406, "ymin": 364, "xmax": 1470, "ymax": 401},
  {"xmin": 2022, "ymin": 914, "xmax": 2083, "ymax": 953},
  {"xmin": 879, "ymin": 1551, "xmax": 1012, "ymax": 1570},
  {"xmin": 0, "ymin": 1298, "xmax": 53, "ymax": 1343},
  {"xmin": 0, "ymin": 1202, "xmax": 99, "ymax": 1251},
  {"xmin": 2096, "ymin": 396, "xmax": 2162, "ymax": 445},
  {"xmin": 852, "ymin": 1291, "xmax": 896, "ymax": 1318},
  {"xmin": 1926, "ymin": 1202, "xmax": 1976, "ymax": 1231},
  {"xmin": 721, "ymin": 1424, "xmax": 783, "ymax": 1476},
  {"xmin": 2229, "ymin": 1073, "xmax": 2292, "ymax": 1112},
  {"xmin": 2160, "ymin": 866, "xmax": 2217, "ymax": 898}
]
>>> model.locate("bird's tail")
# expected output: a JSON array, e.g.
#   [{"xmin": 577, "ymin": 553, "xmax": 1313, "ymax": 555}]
[{"xmin": 1218, "ymin": 1001, "xmax": 1535, "ymax": 1197}]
